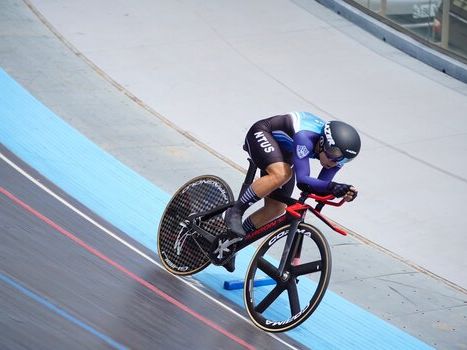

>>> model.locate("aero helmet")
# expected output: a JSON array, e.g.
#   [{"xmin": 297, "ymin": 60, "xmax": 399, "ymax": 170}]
[{"xmin": 322, "ymin": 121, "xmax": 361, "ymax": 164}]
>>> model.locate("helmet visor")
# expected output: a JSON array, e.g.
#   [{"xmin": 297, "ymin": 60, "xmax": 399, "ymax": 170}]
[
  {"xmin": 324, "ymin": 145, "xmax": 344, "ymax": 162},
  {"xmin": 324, "ymin": 146, "xmax": 355, "ymax": 165}
]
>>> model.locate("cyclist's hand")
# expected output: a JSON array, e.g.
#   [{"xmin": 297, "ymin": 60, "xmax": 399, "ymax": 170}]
[
  {"xmin": 344, "ymin": 186, "xmax": 358, "ymax": 202},
  {"xmin": 329, "ymin": 182, "xmax": 352, "ymax": 198}
]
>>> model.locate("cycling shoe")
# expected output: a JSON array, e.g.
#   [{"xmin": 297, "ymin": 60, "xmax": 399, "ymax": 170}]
[
  {"xmin": 222, "ymin": 254, "xmax": 236, "ymax": 273},
  {"xmin": 224, "ymin": 206, "xmax": 245, "ymax": 237}
]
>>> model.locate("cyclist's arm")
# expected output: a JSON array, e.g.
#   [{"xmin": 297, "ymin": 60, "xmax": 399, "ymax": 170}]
[
  {"xmin": 317, "ymin": 165, "xmax": 341, "ymax": 182},
  {"xmin": 293, "ymin": 131, "xmax": 339, "ymax": 194}
]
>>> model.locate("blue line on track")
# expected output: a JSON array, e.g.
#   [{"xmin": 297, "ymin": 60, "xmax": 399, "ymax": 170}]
[
  {"xmin": 0, "ymin": 273, "xmax": 128, "ymax": 350},
  {"xmin": 0, "ymin": 68, "xmax": 434, "ymax": 349}
]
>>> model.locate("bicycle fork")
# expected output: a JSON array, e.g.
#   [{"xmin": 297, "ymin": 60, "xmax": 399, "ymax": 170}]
[
  {"xmin": 277, "ymin": 219, "xmax": 302, "ymax": 276},
  {"xmin": 277, "ymin": 196, "xmax": 324, "ymax": 274}
]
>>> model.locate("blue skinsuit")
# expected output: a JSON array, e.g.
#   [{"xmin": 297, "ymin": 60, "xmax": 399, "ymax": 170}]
[{"xmin": 272, "ymin": 112, "xmax": 341, "ymax": 194}]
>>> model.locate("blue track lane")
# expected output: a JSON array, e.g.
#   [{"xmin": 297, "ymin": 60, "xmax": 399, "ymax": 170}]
[{"xmin": 0, "ymin": 68, "xmax": 434, "ymax": 349}]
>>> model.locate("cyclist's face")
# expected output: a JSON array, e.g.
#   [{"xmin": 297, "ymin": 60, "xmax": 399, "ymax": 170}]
[{"xmin": 319, "ymin": 151, "xmax": 338, "ymax": 169}]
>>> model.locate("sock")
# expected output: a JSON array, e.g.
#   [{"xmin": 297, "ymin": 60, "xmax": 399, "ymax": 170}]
[
  {"xmin": 242, "ymin": 216, "xmax": 256, "ymax": 233},
  {"xmin": 237, "ymin": 185, "xmax": 261, "ymax": 212}
]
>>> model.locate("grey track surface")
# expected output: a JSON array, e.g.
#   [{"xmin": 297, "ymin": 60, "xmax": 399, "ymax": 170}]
[
  {"xmin": 0, "ymin": 146, "xmax": 302, "ymax": 350},
  {"xmin": 1, "ymin": 0, "xmax": 466, "ymax": 349}
]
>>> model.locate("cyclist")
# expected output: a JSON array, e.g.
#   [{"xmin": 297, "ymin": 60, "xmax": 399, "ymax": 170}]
[{"xmin": 225, "ymin": 112, "xmax": 361, "ymax": 242}]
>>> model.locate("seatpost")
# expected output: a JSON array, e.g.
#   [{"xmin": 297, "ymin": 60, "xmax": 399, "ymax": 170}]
[{"xmin": 237, "ymin": 158, "xmax": 257, "ymax": 199}]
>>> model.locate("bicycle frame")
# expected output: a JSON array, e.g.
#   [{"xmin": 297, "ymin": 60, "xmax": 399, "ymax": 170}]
[
  {"xmin": 158, "ymin": 159, "xmax": 352, "ymax": 332},
  {"xmin": 185, "ymin": 158, "xmax": 347, "ymax": 268}
]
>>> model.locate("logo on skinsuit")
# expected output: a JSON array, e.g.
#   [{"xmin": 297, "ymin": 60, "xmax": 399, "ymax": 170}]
[
  {"xmin": 254, "ymin": 131, "xmax": 275, "ymax": 153},
  {"xmin": 296, "ymin": 145, "xmax": 309, "ymax": 159}
]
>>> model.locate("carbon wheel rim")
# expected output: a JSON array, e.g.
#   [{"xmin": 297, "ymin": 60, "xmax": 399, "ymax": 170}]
[{"xmin": 244, "ymin": 223, "xmax": 331, "ymax": 332}]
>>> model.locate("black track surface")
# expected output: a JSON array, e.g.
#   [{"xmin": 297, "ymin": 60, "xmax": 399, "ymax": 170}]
[{"xmin": 0, "ymin": 146, "xmax": 304, "ymax": 350}]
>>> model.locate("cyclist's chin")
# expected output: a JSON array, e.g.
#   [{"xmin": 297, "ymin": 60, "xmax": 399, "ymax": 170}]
[{"xmin": 320, "ymin": 159, "xmax": 337, "ymax": 169}]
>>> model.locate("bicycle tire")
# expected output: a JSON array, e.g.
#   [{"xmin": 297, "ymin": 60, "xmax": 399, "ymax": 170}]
[
  {"xmin": 244, "ymin": 222, "xmax": 331, "ymax": 332},
  {"xmin": 157, "ymin": 175, "xmax": 234, "ymax": 275}
]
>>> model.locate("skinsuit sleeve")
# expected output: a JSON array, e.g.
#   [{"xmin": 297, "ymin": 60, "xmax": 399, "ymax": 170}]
[{"xmin": 292, "ymin": 130, "xmax": 341, "ymax": 194}]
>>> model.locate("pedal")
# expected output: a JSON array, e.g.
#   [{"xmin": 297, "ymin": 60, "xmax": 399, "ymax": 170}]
[
  {"xmin": 209, "ymin": 233, "xmax": 242, "ymax": 265},
  {"xmin": 222, "ymin": 254, "xmax": 236, "ymax": 273}
]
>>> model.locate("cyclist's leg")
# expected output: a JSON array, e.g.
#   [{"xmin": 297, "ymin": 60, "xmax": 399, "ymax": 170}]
[
  {"xmin": 226, "ymin": 162, "xmax": 291, "ymax": 235},
  {"xmin": 242, "ymin": 197, "xmax": 286, "ymax": 235},
  {"xmin": 250, "ymin": 162, "xmax": 292, "ymax": 197},
  {"xmin": 245, "ymin": 171, "xmax": 295, "ymax": 232},
  {"xmin": 225, "ymin": 119, "xmax": 291, "ymax": 236}
]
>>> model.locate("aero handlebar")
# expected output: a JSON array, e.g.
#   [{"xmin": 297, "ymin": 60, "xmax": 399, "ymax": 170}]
[
  {"xmin": 307, "ymin": 193, "xmax": 346, "ymax": 207},
  {"xmin": 287, "ymin": 193, "xmax": 348, "ymax": 236}
]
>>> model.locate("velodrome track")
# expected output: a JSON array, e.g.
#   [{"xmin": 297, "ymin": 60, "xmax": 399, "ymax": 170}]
[
  {"xmin": 1, "ymin": 1, "xmax": 466, "ymax": 349},
  {"xmin": 0, "ymin": 145, "xmax": 303, "ymax": 350}
]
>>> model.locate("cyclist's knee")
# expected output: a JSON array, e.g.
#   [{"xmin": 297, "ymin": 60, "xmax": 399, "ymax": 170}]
[{"xmin": 266, "ymin": 163, "xmax": 292, "ymax": 187}]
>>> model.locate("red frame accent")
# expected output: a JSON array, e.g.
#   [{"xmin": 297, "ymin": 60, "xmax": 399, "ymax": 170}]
[
  {"xmin": 285, "ymin": 193, "xmax": 348, "ymax": 236},
  {"xmin": 286, "ymin": 203, "xmax": 309, "ymax": 218}
]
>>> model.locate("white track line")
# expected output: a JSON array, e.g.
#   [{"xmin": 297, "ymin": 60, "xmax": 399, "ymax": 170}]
[{"xmin": 0, "ymin": 151, "xmax": 300, "ymax": 350}]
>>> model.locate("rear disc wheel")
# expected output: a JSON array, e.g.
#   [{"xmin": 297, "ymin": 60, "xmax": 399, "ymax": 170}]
[{"xmin": 157, "ymin": 175, "xmax": 233, "ymax": 275}]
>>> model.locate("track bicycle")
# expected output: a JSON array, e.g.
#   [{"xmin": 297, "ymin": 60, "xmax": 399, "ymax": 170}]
[{"xmin": 157, "ymin": 159, "xmax": 348, "ymax": 332}]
